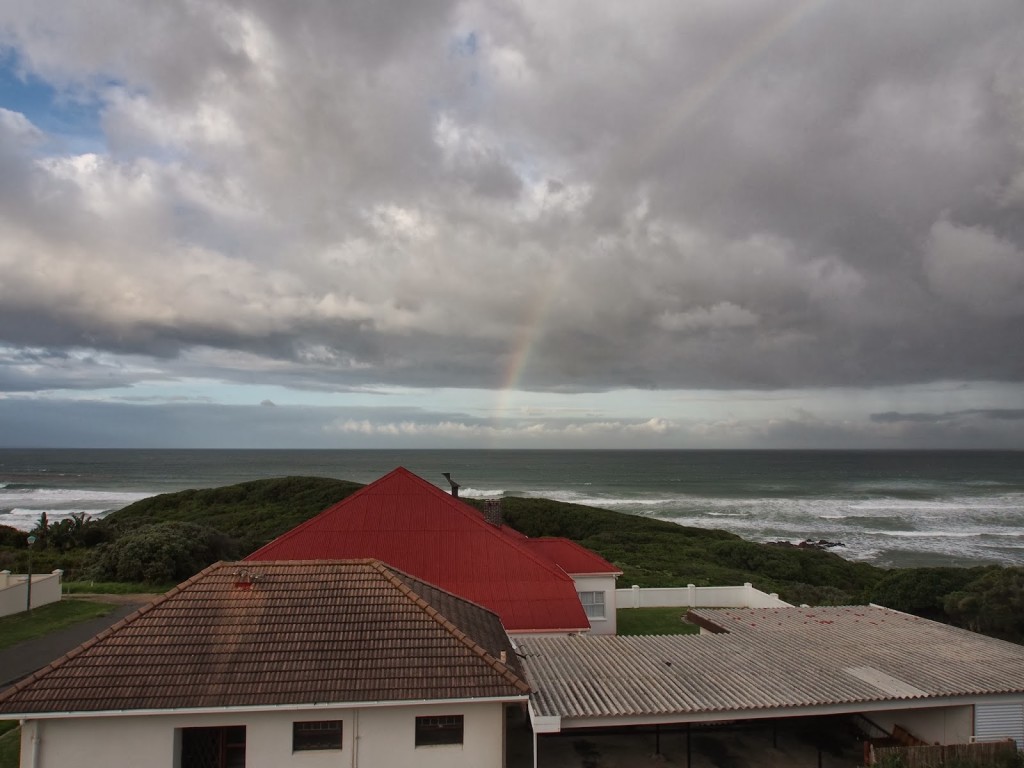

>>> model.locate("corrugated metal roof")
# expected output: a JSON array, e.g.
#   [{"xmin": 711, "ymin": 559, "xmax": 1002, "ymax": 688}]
[
  {"xmin": 520, "ymin": 538, "xmax": 622, "ymax": 576},
  {"xmin": 247, "ymin": 468, "xmax": 590, "ymax": 632},
  {"xmin": 0, "ymin": 560, "xmax": 529, "ymax": 716},
  {"xmin": 521, "ymin": 606, "xmax": 1024, "ymax": 722}
]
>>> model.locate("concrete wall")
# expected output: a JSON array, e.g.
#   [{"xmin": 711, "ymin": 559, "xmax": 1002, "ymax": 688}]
[
  {"xmin": 616, "ymin": 582, "xmax": 790, "ymax": 610},
  {"xmin": 19, "ymin": 700, "xmax": 508, "ymax": 768},
  {"xmin": 869, "ymin": 705, "xmax": 974, "ymax": 746},
  {"xmin": 573, "ymin": 575, "xmax": 617, "ymax": 635},
  {"xmin": 0, "ymin": 571, "xmax": 63, "ymax": 617}
]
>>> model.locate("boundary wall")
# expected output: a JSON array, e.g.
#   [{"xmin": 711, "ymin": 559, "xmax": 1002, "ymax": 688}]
[
  {"xmin": 0, "ymin": 570, "xmax": 64, "ymax": 617},
  {"xmin": 616, "ymin": 582, "xmax": 791, "ymax": 609}
]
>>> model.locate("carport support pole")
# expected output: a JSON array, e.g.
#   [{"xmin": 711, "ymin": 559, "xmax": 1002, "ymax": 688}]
[
  {"xmin": 655, "ymin": 724, "xmax": 661, "ymax": 755},
  {"xmin": 817, "ymin": 747, "xmax": 822, "ymax": 768},
  {"xmin": 686, "ymin": 723, "xmax": 691, "ymax": 768}
]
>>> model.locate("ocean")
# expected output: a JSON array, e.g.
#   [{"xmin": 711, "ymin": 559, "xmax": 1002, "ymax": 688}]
[{"xmin": 1, "ymin": 449, "xmax": 1022, "ymax": 569}]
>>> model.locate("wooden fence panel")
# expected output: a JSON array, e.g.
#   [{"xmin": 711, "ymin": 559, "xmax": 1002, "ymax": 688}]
[{"xmin": 870, "ymin": 739, "xmax": 1018, "ymax": 767}]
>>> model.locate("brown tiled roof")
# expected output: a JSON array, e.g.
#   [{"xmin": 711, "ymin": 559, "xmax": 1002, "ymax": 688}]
[{"xmin": 0, "ymin": 561, "xmax": 529, "ymax": 716}]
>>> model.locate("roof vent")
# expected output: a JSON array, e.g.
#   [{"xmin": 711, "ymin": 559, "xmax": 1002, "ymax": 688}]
[
  {"xmin": 442, "ymin": 472, "xmax": 460, "ymax": 498},
  {"xmin": 233, "ymin": 568, "xmax": 262, "ymax": 590}
]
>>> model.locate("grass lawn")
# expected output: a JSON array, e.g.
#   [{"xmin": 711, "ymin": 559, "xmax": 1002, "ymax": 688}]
[
  {"xmin": 63, "ymin": 581, "xmax": 172, "ymax": 595},
  {"xmin": 0, "ymin": 725, "xmax": 18, "ymax": 768},
  {"xmin": 617, "ymin": 607, "xmax": 701, "ymax": 636},
  {"xmin": 0, "ymin": 599, "xmax": 117, "ymax": 651}
]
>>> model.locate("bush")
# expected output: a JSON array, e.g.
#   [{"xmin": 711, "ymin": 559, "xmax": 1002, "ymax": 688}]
[{"xmin": 89, "ymin": 522, "xmax": 239, "ymax": 583}]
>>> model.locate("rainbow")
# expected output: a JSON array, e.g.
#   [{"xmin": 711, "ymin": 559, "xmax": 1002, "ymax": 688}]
[{"xmin": 491, "ymin": 0, "xmax": 829, "ymax": 431}]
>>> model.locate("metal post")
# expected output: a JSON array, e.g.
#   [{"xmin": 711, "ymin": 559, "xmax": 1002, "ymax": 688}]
[
  {"xmin": 686, "ymin": 723, "xmax": 691, "ymax": 768},
  {"xmin": 655, "ymin": 724, "xmax": 661, "ymax": 755},
  {"xmin": 26, "ymin": 535, "xmax": 36, "ymax": 613}
]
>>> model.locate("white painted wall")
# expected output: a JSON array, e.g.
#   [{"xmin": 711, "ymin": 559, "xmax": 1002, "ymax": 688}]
[
  {"xmin": 869, "ymin": 705, "xmax": 974, "ymax": 745},
  {"xmin": 17, "ymin": 700, "xmax": 509, "ymax": 768},
  {"xmin": 0, "ymin": 571, "xmax": 63, "ymax": 617},
  {"xmin": 616, "ymin": 582, "xmax": 790, "ymax": 610},
  {"xmin": 573, "ymin": 575, "xmax": 617, "ymax": 635}
]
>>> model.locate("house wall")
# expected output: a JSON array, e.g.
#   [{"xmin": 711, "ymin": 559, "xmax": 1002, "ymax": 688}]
[
  {"xmin": 616, "ymin": 582, "xmax": 790, "ymax": 610},
  {"xmin": 572, "ymin": 575, "xmax": 617, "ymax": 635},
  {"xmin": 868, "ymin": 705, "xmax": 974, "ymax": 745},
  {"xmin": 0, "ymin": 571, "xmax": 63, "ymax": 617},
  {"xmin": 20, "ymin": 701, "xmax": 508, "ymax": 768}
]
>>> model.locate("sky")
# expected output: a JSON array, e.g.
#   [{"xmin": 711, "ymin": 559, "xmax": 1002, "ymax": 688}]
[{"xmin": 0, "ymin": 0, "xmax": 1022, "ymax": 449}]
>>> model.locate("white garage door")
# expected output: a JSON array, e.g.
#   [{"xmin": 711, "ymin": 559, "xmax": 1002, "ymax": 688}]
[{"xmin": 975, "ymin": 703, "xmax": 1024, "ymax": 749}]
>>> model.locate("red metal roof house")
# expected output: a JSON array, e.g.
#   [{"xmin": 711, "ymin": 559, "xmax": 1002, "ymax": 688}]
[{"xmin": 247, "ymin": 467, "xmax": 594, "ymax": 634}]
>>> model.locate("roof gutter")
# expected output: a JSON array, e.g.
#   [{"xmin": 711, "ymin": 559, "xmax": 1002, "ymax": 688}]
[
  {"xmin": 545, "ymin": 692, "xmax": 1024, "ymax": 732},
  {"xmin": 0, "ymin": 693, "xmax": 529, "ymax": 722}
]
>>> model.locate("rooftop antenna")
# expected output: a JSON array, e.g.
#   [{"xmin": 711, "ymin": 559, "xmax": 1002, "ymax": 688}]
[{"xmin": 441, "ymin": 472, "xmax": 460, "ymax": 498}]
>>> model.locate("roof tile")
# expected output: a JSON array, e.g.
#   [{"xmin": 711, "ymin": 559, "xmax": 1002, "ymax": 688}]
[{"xmin": 0, "ymin": 560, "xmax": 529, "ymax": 716}]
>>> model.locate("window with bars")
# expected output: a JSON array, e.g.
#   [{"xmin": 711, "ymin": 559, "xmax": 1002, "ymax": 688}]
[
  {"xmin": 414, "ymin": 715, "xmax": 464, "ymax": 746},
  {"xmin": 578, "ymin": 590, "xmax": 605, "ymax": 619},
  {"xmin": 292, "ymin": 720, "xmax": 343, "ymax": 751}
]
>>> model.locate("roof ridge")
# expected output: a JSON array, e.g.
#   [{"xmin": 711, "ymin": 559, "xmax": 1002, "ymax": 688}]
[
  {"xmin": 0, "ymin": 561, "xmax": 225, "ymax": 705},
  {"xmin": 370, "ymin": 561, "xmax": 531, "ymax": 695}
]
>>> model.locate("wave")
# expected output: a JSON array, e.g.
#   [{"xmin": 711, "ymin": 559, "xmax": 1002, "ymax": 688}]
[
  {"xmin": 0, "ymin": 507, "xmax": 115, "ymax": 532},
  {"xmin": 458, "ymin": 487, "xmax": 504, "ymax": 498},
  {"xmin": 0, "ymin": 487, "xmax": 152, "ymax": 505}
]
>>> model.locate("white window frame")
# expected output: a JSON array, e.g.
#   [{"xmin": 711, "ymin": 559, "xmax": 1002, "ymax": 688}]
[{"xmin": 578, "ymin": 590, "xmax": 606, "ymax": 620}]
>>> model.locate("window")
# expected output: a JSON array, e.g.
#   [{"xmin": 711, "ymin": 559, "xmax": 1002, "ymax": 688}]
[
  {"xmin": 293, "ymin": 720, "xmax": 343, "ymax": 751},
  {"xmin": 578, "ymin": 591, "xmax": 605, "ymax": 620},
  {"xmin": 180, "ymin": 725, "xmax": 246, "ymax": 768},
  {"xmin": 415, "ymin": 715, "xmax": 464, "ymax": 746}
]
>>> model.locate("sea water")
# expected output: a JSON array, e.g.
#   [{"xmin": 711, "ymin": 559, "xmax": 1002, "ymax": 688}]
[{"xmin": 1, "ymin": 449, "xmax": 1021, "ymax": 568}]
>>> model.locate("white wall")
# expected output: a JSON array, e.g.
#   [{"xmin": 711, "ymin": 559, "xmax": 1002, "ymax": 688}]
[
  {"xmin": 0, "ymin": 571, "xmax": 63, "ymax": 617},
  {"xmin": 19, "ymin": 700, "xmax": 509, "ymax": 768},
  {"xmin": 573, "ymin": 575, "xmax": 617, "ymax": 635},
  {"xmin": 616, "ymin": 582, "xmax": 790, "ymax": 610},
  {"xmin": 868, "ymin": 705, "xmax": 974, "ymax": 746}
]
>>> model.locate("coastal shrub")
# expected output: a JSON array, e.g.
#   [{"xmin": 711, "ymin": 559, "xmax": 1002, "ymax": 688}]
[
  {"xmin": 944, "ymin": 567, "xmax": 1024, "ymax": 642},
  {"xmin": 104, "ymin": 476, "xmax": 362, "ymax": 548},
  {"xmin": 868, "ymin": 566, "xmax": 985, "ymax": 620},
  {"xmin": 0, "ymin": 525, "xmax": 27, "ymax": 548},
  {"xmin": 89, "ymin": 521, "xmax": 238, "ymax": 583}
]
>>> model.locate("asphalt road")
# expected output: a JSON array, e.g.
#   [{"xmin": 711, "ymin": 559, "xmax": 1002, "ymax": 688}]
[{"xmin": 0, "ymin": 601, "xmax": 146, "ymax": 692}]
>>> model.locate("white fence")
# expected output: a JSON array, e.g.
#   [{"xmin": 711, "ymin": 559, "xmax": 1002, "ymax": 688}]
[
  {"xmin": 0, "ymin": 570, "xmax": 64, "ymax": 617},
  {"xmin": 616, "ymin": 582, "xmax": 791, "ymax": 609}
]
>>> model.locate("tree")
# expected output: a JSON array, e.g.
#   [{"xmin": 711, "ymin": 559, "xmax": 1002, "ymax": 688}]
[
  {"xmin": 944, "ymin": 567, "xmax": 1024, "ymax": 642},
  {"xmin": 89, "ymin": 522, "xmax": 239, "ymax": 584}
]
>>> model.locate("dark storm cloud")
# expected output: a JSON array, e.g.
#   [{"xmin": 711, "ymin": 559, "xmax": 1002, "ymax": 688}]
[
  {"xmin": 0, "ymin": 0, "xmax": 1022, "ymax": 397},
  {"xmin": 872, "ymin": 409, "xmax": 1024, "ymax": 424}
]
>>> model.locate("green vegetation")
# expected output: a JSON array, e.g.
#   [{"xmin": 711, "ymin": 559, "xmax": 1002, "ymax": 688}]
[
  {"xmin": 0, "ymin": 599, "xmax": 117, "ymax": 650},
  {"xmin": 0, "ymin": 476, "xmax": 363, "ymax": 581},
  {"xmin": 103, "ymin": 476, "xmax": 363, "ymax": 541},
  {"xmin": 495, "ymin": 496, "xmax": 880, "ymax": 603},
  {"xmin": 617, "ymin": 607, "xmax": 700, "ymax": 636},
  {"xmin": 0, "ymin": 725, "xmax": 18, "ymax": 768},
  {"xmin": 1, "ymin": 476, "xmax": 1022, "ymax": 644},
  {"xmin": 63, "ymin": 580, "xmax": 172, "ymax": 594}
]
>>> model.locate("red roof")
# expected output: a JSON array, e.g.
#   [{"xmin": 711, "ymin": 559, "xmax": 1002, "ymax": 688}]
[
  {"xmin": 247, "ymin": 468, "xmax": 590, "ymax": 633},
  {"xmin": 520, "ymin": 537, "xmax": 622, "ymax": 576}
]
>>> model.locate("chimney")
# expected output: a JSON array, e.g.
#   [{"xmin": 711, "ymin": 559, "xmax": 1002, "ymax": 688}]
[
  {"xmin": 442, "ymin": 472, "xmax": 460, "ymax": 498},
  {"xmin": 482, "ymin": 499, "xmax": 503, "ymax": 527}
]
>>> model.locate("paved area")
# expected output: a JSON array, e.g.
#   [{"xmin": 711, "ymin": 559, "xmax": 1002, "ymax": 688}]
[{"xmin": 0, "ymin": 597, "xmax": 152, "ymax": 691}]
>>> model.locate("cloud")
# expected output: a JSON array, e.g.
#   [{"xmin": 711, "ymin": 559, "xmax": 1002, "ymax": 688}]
[
  {"xmin": 924, "ymin": 220, "xmax": 1024, "ymax": 317},
  {"xmin": 0, "ymin": 0, "xmax": 1022, "ymax": 425}
]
